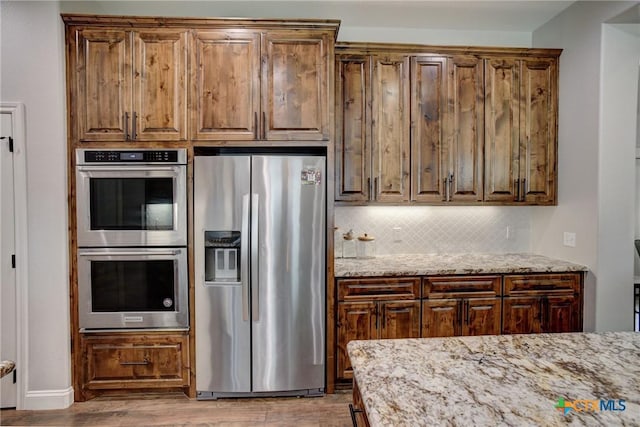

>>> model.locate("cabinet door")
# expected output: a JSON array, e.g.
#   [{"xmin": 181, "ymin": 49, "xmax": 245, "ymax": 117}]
[
  {"xmin": 371, "ymin": 55, "xmax": 410, "ymax": 202},
  {"xmin": 335, "ymin": 55, "xmax": 371, "ymax": 202},
  {"xmin": 502, "ymin": 297, "xmax": 541, "ymax": 334},
  {"xmin": 484, "ymin": 58, "xmax": 520, "ymax": 202},
  {"xmin": 463, "ymin": 298, "xmax": 501, "ymax": 336},
  {"xmin": 379, "ymin": 300, "xmax": 420, "ymax": 340},
  {"xmin": 337, "ymin": 302, "xmax": 376, "ymax": 380},
  {"xmin": 520, "ymin": 58, "xmax": 557, "ymax": 204},
  {"xmin": 422, "ymin": 299, "xmax": 460, "ymax": 337},
  {"xmin": 262, "ymin": 31, "xmax": 330, "ymax": 141},
  {"xmin": 544, "ymin": 295, "xmax": 581, "ymax": 333},
  {"xmin": 83, "ymin": 333, "xmax": 190, "ymax": 390},
  {"xmin": 191, "ymin": 31, "xmax": 261, "ymax": 141},
  {"xmin": 75, "ymin": 29, "xmax": 132, "ymax": 142},
  {"xmin": 446, "ymin": 56, "xmax": 483, "ymax": 202},
  {"xmin": 133, "ymin": 30, "xmax": 187, "ymax": 141},
  {"xmin": 411, "ymin": 56, "xmax": 447, "ymax": 202}
]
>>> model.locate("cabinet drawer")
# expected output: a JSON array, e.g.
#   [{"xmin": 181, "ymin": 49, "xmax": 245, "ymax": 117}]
[
  {"xmin": 423, "ymin": 276, "xmax": 501, "ymax": 298},
  {"xmin": 337, "ymin": 277, "xmax": 420, "ymax": 301},
  {"xmin": 504, "ymin": 273, "xmax": 581, "ymax": 296},
  {"xmin": 83, "ymin": 333, "xmax": 190, "ymax": 390}
]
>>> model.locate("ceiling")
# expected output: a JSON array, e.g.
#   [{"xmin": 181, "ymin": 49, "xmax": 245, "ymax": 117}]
[{"xmin": 60, "ymin": 1, "xmax": 577, "ymax": 32}]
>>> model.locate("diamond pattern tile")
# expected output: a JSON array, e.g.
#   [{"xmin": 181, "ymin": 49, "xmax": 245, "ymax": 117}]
[{"xmin": 335, "ymin": 206, "xmax": 531, "ymax": 255}]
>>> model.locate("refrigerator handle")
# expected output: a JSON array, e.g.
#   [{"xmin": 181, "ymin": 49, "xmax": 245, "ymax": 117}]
[
  {"xmin": 251, "ymin": 193, "xmax": 260, "ymax": 321},
  {"xmin": 241, "ymin": 194, "xmax": 250, "ymax": 322}
]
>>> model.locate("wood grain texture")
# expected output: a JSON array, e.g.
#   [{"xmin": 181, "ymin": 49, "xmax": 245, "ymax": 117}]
[
  {"xmin": 337, "ymin": 301, "xmax": 376, "ymax": 379},
  {"xmin": 411, "ymin": 56, "xmax": 447, "ymax": 202},
  {"xmin": 1, "ymin": 391, "xmax": 353, "ymax": 426},
  {"xmin": 338, "ymin": 277, "xmax": 420, "ymax": 301},
  {"xmin": 423, "ymin": 275, "xmax": 501, "ymax": 298},
  {"xmin": 191, "ymin": 30, "xmax": 261, "ymax": 140},
  {"xmin": 370, "ymin": 54, "xmax": 410, "ymax": 202},
  {"xmin": 379, "ymin": 300, "xmax": 420, "ymax": 339},
  {"xmin": 335, "ymin": 55, "xmax": 370, "ymax": 202},
  {"xmin": 263, "ymin": 31, "xmax": 331, "ymax": 141},
  {"xmin": 422, "ymin": 299, "xmax": 459, "ymax": 337}
]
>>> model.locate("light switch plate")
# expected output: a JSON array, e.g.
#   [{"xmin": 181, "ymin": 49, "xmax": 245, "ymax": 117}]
[{"xmin": 563, "ymin": 232, "xmax": 576, "ymax": 247}]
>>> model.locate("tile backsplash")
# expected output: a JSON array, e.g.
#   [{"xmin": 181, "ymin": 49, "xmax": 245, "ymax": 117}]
[{"xmin": 335, "ymin": 206, "xmax": 531, "ymax": 254}]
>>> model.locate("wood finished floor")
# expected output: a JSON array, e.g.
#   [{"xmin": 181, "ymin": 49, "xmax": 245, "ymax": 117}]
[{"xmin": 0, "ymin": 391, "xmax": 354, "ymax": 426}]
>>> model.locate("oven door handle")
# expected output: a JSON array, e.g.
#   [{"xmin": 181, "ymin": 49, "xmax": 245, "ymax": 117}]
[
  {"xmin": 78, "ymin": 250, "xmax": 183, "ymax": 257},
  {"xmin": 77, "ymin": 166, "xmax": 182, "ymax": 173}
]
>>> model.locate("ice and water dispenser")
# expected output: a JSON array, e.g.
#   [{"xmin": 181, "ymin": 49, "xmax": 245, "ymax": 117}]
[{"xmin": 205, "ymin": 231, "xmax": 241, "ymax": 283}]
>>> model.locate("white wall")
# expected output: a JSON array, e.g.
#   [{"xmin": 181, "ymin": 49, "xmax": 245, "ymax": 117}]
[
  {"xmin": 0, "ymin": 1, "xmax": 72, "ymax": 409},
  {"xmin": 531, "ymin": 2, "xmax": 640, "ymax": 331}
]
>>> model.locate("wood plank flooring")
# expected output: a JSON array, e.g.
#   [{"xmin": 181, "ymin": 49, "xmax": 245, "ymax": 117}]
[{"xmin": 0, "ymin": 391, "xmax": 354, "ymax": 426}]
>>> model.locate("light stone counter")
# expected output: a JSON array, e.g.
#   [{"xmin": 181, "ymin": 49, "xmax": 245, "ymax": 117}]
[
  {"xmin": 348, "ymin": 332, "xmax": 639, "ymax": 427},
  {"xmin": 335, "ymin": 253, "xmax": 588, "ymax": 277}
]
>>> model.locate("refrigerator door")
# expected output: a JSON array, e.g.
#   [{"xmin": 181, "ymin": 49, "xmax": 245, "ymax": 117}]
[
  {"xmin": 195, "ymin": 156, "xmax": 251, "ymax": 394},
  {"xmin": 251, "ymin": 155, "xmax": 326, "ymax": 392}
]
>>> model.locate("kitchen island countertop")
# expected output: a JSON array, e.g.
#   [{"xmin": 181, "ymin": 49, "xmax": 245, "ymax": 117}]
[
  {"xmin": 348, "ymin": 332, "xmax": 640, "ymax": 426},
  {"xmin": 335, "ymin": 253, "xmax": 588, "ymax": 277}
]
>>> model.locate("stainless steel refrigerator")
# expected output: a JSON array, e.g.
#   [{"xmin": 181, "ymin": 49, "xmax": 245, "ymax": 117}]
[{"xmin": 194, "ymin": 153, "xmax": 326, "ymax": 399}]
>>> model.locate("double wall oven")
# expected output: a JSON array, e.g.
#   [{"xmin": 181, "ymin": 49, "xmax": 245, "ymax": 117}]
[{"xmin": 75, "ymin": 149, "xmax": 189, "ymax": 330}]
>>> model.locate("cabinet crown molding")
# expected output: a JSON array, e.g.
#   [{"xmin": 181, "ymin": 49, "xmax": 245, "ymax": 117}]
[
  {"xmin": 61, "ymin": 13, "xmax": 341, "ymax": 36},
  {"xmin": 336, "ymin": 41, "xmax": 562, "ymax": 57}
]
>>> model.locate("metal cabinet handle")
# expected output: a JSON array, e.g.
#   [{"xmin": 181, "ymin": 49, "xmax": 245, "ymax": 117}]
[
  {"xmin": 124, "ymin": 112, "xmax": 130, "ymax": 141},
  {"xmin": 120, "ymin": 357, "xmax": 149, "ymax": 366},
  {"xmin": 374, "ymin": 177, "xmax": 378, "ymax": 199},
  {"xmin": 449, "ymin": 173, "xmax": 454, "ymax": 201},
  {"xmin": 515, "ymin": 178, "xmax": 520, "ymax": 201},
  {"xmin": 520, "ymin": 178, "xmax": 526, "ymax": 202},
  {"xmin": 254, "ymin": 112, "xmax": 258, "ymax": 139},
  {"xmin": 443, "ymin": 177, "xmax": 448, "ymax": 201},
  {"xmin": 132, "ymin": 111, "xmax": 137, "ymax": 140},
  {"xmin": 349, "ymin": 404, "xmax": 363, "ymax": 427},
  {"xmin": 465, "ymin": 300, "xmax": 470, "ymax": 325},
  {"xmin": 367, "ymin": 178, "xmax": 371, "ymax": 201},
  {"xmin": 262, "ymin": 111, "xmax": 266, "ymax": 139}
]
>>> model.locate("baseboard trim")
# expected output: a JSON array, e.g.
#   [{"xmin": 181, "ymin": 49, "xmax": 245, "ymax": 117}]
[{"xmin": 23, "ymin": 386, "xmax": 74, "ymax": 410}]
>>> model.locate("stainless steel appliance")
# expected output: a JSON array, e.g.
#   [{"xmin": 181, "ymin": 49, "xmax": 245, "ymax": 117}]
[
  {"xmin": 77, "ymin": 247, "xmax": 189, "ymax": 330},
  {"xmin": 194, "ymin": 151, "xmax": 326, "ymax": 399},
  {"xmin": 76, "ymin": 149, "xmax": 187, "ymax": 247},
  {"xmin": 75, "ymin": 149, "xmax": 189, "ymax": 331}
]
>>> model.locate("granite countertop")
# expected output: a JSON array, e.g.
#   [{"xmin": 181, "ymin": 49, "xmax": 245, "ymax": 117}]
[
  {"xmin": 0, "ymin": 360, "xmax": 15, "ymax": 378},
  {"xmin": 348, "ymin": 332, "xmax": 639, "ymax": 427},
  {"xmin": 335, "ymin": 253, "xmax": 588, "ymax": 277}
]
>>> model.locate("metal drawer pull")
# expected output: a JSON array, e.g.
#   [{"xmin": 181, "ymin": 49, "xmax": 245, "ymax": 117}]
[
  {"xmin": 349, "ymin": 404, "xmax": 363, "ymax": 427},
  {"xmin": 120, "ymin": 357, "xmax": 150, "ymax": 366}
]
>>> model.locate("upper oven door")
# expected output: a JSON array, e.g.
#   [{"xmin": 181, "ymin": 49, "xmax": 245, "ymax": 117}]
[{"xmin": 76, "ymin": 164, "xmax": 187, "ymax": 247}]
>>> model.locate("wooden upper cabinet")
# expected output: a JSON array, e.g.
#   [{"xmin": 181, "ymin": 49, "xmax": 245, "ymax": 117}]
[
  {"xmin": 192, "ymin": 29, "xmax": 332, "ymax": 142},
  {"xmin": 335, "ymin": 56, "xmax": 370, "ymax": 202},
  {"xmin": 262, "ymin": 31, "xmax": 331, "ymax": 141},
  {"xmin": 75, "ymin": 29, "xmax": 131, "ymax": 142},
  {"xmin": 191, "ymin": 31, "xmax": 260, "ymax": 140},
  {"xmin": 74, "ymin": 28, "xmax": 187, "ymax": 143},
  {"xmin": 447, "ymin": 56, "xmax": 484, "ymax": 202},
  {"xmin": 411, "ymin": 56, "xmax": 447, "ymax": 203},
  {"xmin": 520, "ymin": 58, "xmax": 557, "ymax": 204},
  {"xmin": 371, "ymin": 55, "xmax": 410, "ymax": 202},
  {"xmin": 133, "ymin": 30, "xmax": 187, "ymax": 141},
  {"xmin": 484, "ymin": 57, "xmax": 557, "ymax": 204},
  {"xmin": 484, "ymin": 58, "xmax": 520, "ymax": 202}
]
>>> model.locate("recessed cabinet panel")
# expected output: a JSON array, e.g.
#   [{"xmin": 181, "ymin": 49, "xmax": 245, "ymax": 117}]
[
  {"xmin": 448, "ymin": 56, "xmax": 484, "ymax": 202},
  {"xmin": 337, "ymin": 301, "xmax": 376, "ymax": 379},
  {"xmin": 521, "ymin": 59, "xmax": 556, "ymax": 204},
  {"xmin": 263, "ymin": 32, "xmax": 329, "ymax": 140},
  {"xmin": 463, "ymin": 298, "xmax": 501, "ymax": 336},
  {"xmin": 371, "ymin": 55, "xmax": 410, "ymax": 202},
  {"xmin": 411, "ymin": 57, "xmax": 447, "ymax": 202},
  {"xmin": 502, "ymin": 296, "xmax": 541, "ymax": 334},
  {"xmin": 336, "ymin": 56, "xmax": 370, "ymax": 201},
  {"xmin": 133, "ymin": 30, "xmax": 187, "ymax": 141},
  {"xmin": 191, "ymin": 31, "xmax": 261, "ymax": 140},
  {"xmin": 422, "ymin": 299, "xmax": 459, "ymax": 337},
  {"xmin": 379, "ymin": 301, "xmax": 421, "ymax": 339},
  {"xmin": 484, "ymin": 59, "xmax": 520, "ymax": 202},
  {"xmin": 76, "ymin": 29, "xmax": 131, "ymax": 142}
]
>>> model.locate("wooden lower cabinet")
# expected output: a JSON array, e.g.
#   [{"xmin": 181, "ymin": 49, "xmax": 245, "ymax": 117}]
[
  {"xmin": 336, "ymin": 277, "xmax": 421, "ymax": 381},
  {"xmin": 502, "ymin": 273, "xmax": 582, "ymax": 334},
  {"xmin": 79, "ymin": 332, "xmax": 190, "ymax": 399}
]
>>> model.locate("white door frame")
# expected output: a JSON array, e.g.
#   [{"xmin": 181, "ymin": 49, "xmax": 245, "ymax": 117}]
[{"xmin": 1, "ymin": 103, "xmax": 28, "ymax": 410}]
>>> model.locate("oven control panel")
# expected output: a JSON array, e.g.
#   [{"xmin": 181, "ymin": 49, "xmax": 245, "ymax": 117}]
[{"xmin": 79, "ymin": 149, "xmax": 183, "ymax": 164}]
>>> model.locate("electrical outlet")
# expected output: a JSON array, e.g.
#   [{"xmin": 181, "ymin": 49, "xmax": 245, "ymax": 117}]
[
  {"xmin": 392, "ymin": 226, "xmax": 402, "ymax": 242},
  {"xmin": 563, "ymin": 232, "xmax": 576, "ymax": 247}
]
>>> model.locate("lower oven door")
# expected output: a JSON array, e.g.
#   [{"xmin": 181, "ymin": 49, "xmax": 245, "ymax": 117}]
[{"xmin": 78, "ymin": 247, "xmax": 189, "ymax": 330}]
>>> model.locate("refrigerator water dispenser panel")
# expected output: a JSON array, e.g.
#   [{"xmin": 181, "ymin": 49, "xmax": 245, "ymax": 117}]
[{"xmin": 205, "ymin": 231, "xmax": 241, "ymax": 283}]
